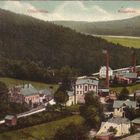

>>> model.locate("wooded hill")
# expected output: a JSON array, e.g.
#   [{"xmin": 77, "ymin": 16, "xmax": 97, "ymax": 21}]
[
  {"xmin": 0, "ymin": 9, "xmax": 140, "ymax": 82},
  {"xmin": 54, "ymin": 16, "xmax": 140, "ymax": 37}
]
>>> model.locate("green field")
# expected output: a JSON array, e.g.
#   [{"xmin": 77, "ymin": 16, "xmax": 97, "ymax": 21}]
[
  {"xmin": 110, "ymin": 83, "xmax": 140, "ymax": 93},
  {"xmin": 0, "ymin": 115, "xmax": 84, "ymax": 140},
  {"xmin": 0, "ymin": 77, "xmax": 59, "ymax": 91},
  {"xmin": 103, "ymin": 37, "xmax": 140, "ymax": 48}
]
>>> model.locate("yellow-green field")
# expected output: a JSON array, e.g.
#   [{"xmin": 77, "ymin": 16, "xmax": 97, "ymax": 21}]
[
  {"xmin": 103, "ymin": 37, "xmax": 140, "ymax": 48},
  {"xmin": 0, "ymin": 115, "xmax": 84, "ymax": 140},
  {"xmin": 110, "ymin": 83, "xmax": 140, "ymax": 93},
  {"xmin": 0, "ymin": 77, "xmax": 59, "ymax": 91}
]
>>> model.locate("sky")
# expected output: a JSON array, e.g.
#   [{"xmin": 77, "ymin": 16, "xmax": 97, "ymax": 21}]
[{"xmin": 0, "ymin": 1, "xmax": 140, "ymax": 22}]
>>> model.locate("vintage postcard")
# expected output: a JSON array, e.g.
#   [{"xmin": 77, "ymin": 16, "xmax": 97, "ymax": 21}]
[{"xmin": 0, "ymin": 0, "xmax": 140, "ymax": 140}]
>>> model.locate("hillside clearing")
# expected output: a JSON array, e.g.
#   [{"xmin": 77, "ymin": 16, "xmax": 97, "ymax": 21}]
[{"xmin": 0, "ymin": 77, "xmax": 59, "ymax": 91}]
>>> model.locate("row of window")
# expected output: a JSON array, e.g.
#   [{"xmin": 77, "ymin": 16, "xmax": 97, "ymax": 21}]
[{"xmin": 76, "ymin": 85, "xmax": 95, "ymax": 89}]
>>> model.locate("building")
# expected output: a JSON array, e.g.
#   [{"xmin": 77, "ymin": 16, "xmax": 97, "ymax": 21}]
[
  {"xmin": 132, "ymin": 118, "xmax": 140, "ymax": 131},
  {"xmin": 5, "ymin": 115, "xmax": 17, "ymax": 126},
  {"xmin": 113, "ymin": 100, "xmax": 138, "ymax": 117},
  {"xmin": 39, "ymin": 88, "xmax": 54, "ymax": 104},
  {"xmin": 75, "ymin": 76, "xmax": 99, "ymax": 103},
  {"xmin": 97, "ymin": 117, "xmax": 131, "ymax": 137},
  {"xmin": 66, "ymin": 91, "xmax": 75, "ymax": 106},
  {"xmin": 9, "ymin": 84, "xmax": 40, "ymax": 106},
  {"xmin": 115, "ymin": 72, "xmax": 137, "ymax": 84},
  {"xmin": 99, "ymin": 66, "xmax": 113, "ymax": 79}
]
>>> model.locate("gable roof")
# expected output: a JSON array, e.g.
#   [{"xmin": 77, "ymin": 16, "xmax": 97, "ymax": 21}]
[
  {"xmin": 20, "ymin": 84, "xmax": 39, "ymax": 96},
  {"xmin": 113, "ymin": 100, "xmax": 137, "ymax": 109}
]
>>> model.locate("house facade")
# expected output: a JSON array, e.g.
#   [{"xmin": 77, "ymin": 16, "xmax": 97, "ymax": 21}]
[
  {"xmin": 75, "ymin": 76, "xmax": 99, "ymax": 103},
  {"xmin": 99, "ymin": 66, "xmax": 113, "ymax": 79}
]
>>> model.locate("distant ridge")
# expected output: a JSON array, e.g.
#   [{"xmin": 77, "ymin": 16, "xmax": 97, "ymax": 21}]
[{"xmin": 54, "ymin": 16, "xmax": 140, "ymax": 37}]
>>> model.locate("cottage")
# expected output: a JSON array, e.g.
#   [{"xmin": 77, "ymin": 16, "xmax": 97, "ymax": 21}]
[
  {"xmin": 5, "ymin": 115, "xmax": 17, "ymax": 126},
  {"xmin": 113, "ymin": 100, "xmax": 138, "ymax": 117},
  {"xmin": 97, "ymin": 117, "xmax": 131, "ymax": 137},
  {"xmin": 99, "ymin": 66, "xmax": 113, "ymax": 79},
  {"xmin": 75, "ymin": 76, "xmax": 98, "ymax": 103}
]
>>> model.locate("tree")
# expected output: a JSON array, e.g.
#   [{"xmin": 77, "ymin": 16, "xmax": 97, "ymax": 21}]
[
  {"xmin": 118, "ymin": 87, "xmax": 129, "ymax": 100},
  {"xmin": 80, "ymin": 92, "xmax": 103, "ymax": 128},
  {"xmin": 54, "ymin": 90, "xmax": 69, "ymax": 110},
  {"xmin": 0, "ymin": 81, "xmax": 9, "ymax": 103},
  {"xmin": 54, "ymin": 123, "xmax": 88, "ymax": 140}
]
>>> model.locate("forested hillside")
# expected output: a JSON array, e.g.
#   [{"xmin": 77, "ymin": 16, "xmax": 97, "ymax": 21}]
[
  {"xmin": 54, "ymin": 16, "xmax": 140, "ymax": 37},
  {"xmin": 0, "ymin": 9, "xmax": 140, "ymax": 82}
]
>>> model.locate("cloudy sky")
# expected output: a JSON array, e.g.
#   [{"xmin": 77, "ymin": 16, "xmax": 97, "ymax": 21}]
[{"xmin": 0, "ymin": 1, "xmax": 140, "ymax": 22}]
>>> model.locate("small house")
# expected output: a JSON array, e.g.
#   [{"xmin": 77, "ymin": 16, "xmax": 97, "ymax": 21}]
[
  {"xmin": 97, "ymin": 117, "xmax": 131, "ymax": 137},
  {"xmin": 5, "ymin": 115, "xmax": 17, "ymax": 126},
  {"xmin": 113, "ymin": 100, "xmax": 138, "ymax": 117}
]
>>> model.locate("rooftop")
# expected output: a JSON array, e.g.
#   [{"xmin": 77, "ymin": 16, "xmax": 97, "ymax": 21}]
[
  {"xmin": 20, "ymin": 84, "xmax": 39, "ymax": 96},
  {"xmin": 76, "ymin": 77, "xmax": 98, "ymax": 85},
  {"xmin": 132, "ymin": 118, "xmax": 140, "ymax": 124},
  {"xmin": 113, "ymin": 100, "xmax": 137, "ymax": 109},
  {"xmin": 67, "ymin": 91, "xmax": 74, "ymax": 97},
  {"xmin": 5, "ymin": 115, "xmax": 16, "ymax": 120},
  {"xmin": 108, "ymin": 117, "xmax": 130, "ymax": 124},
  {"xmin": 118, "ymin": 72, "xmax": 137, "ymax": 79}
]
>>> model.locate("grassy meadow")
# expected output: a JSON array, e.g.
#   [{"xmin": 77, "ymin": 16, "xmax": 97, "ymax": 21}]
[
  {"xmin": 103, "ymin": 37, "xmax": 140, "ymax": 48},
  {"xmin": 0, "ymin": 77, "xmax": 59, "ymax": 91},
  {"xmin": 0, "ymin": 115, "xmax": 84, "ymax": 140}
]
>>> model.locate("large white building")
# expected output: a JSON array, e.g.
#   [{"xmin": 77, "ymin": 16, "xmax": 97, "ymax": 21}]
[
  {"xmin": 75, "ymin": 76, "xmax": 99, "ymax": 103},
  {"xmin": 99, "ymin": 66, "xmax": 113, "ymax": 79}
]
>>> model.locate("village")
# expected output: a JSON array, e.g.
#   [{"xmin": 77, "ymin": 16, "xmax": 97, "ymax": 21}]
[{"xmin": 0, "ymin": 51, "xmax": 140, "ymax": 140}]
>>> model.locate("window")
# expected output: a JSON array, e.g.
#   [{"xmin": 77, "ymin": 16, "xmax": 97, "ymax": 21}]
[
  {"xmin": 77, "ymin": 91, "xmax": 79, "ymax": 94},
  {"xmin": 80, "ymin": 91, "xmax": 82, "ymax": 94},
  {"xmin": 85, "ymin": 86, "xmax": 87, "ymax": 91},
  {"xmin": 80, "ymin": 85, "xmax": 82, "ymax": 88}
]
